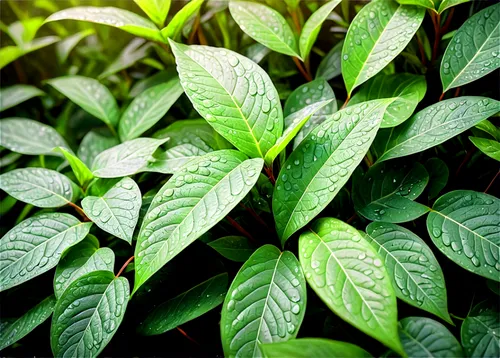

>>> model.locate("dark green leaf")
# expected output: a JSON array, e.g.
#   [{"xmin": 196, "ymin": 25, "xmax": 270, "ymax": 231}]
[
  {"xmin": 461, "ymin": 301, "xmax": 500, "ymax": 357},
  {"xmin": 208, "ymin": 236, "xmax": 255, "ymax": 262},
  {"xmin": 425, "ymin": 158, "xmax": 449, "ymax": 200},
  {"xmin": 56, "ymin": 29, "xmax": 94, "ymax": 64},
  {"xmin": 316, "ymin": 40, "xmax": 343, "ymax": 81},
  {"xmin": 260, "ymin": 338, "xmax": 371, "ymax": 358}
]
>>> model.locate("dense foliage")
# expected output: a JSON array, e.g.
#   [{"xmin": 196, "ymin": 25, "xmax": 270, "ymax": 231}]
[{"xmin": 0, "ymin": 0, "xmax": 499, "ymax": 356}]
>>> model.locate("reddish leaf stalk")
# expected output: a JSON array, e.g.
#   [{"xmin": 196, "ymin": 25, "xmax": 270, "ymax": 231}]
[
  {"xmin": 485, "ymin": 170, "xmax": 500, "ymax": 194},
  {"xmin": 177, "ymin": 327, "xmax": 200, "ymax": 345},
  {"xmin": 264, "ymin": 166, "xmax": 276, "ymax": 185},
  {"xmin": 227, "ymin": 216, "xmax": 257, "ymax": 244},
  {"xmin": 116, "ymin": 256, "xmax": 134, "ymax": 278},
  {"xmin": 293, "ymin": 57, "xmax": 312, "ymax": 82},
  {"xmin": 239, "ymin": 203, "xmax": 272, "ymax": 232},
  {"xmin": 67, "ymin": 202, "xmax": 90, "ymax": 222}
]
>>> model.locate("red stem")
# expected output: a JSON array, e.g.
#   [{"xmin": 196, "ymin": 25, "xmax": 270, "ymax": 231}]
[
  {"xmin": 239, "ymin": 203, "xmax": 272, "ymax": 232},
  {"xmin": 67, "ymin": 202, "xmax": 90, "ymax": 221},
  {"xmin": 293, "ymin": 57, "xmax": 312, "ymax": 82},
  {"xmin": 177, "ymin": 327, "xmax": 200, "ymax": 345},
  {"xmin": 485, "ymin": 170, "xmax": 500, "ymax": 194},
  {"xmin": 416, "ymin": 37, "xmax": 427, "ymax": 66},
  {"xmin": 439, "ymin": 92, "xmax": 445, "ymax": 101},
  {"xmin": 116, "ymin": 256, "xmax": 134, "ymax": 278},
  {"xmin": 227, "ymin": 216, "xmax": 257, "ymax": 244},
  {"xmin": 265, "ymin": 166, "xmax": 276, "ymax": 185},
  {"xmin": 431, "ymin": 12, "xmax": 441, "ymax": 62},
  {"xmin": 346, "ymin": 213, "xmax": 358, "ymax": 224},
  {"xmin": 455, "ymin": 146, "xmax": 476, "ymax": 176},
  {"xmin": 341, "ymin": 95, "xmax": 351, "ymax": 109}
]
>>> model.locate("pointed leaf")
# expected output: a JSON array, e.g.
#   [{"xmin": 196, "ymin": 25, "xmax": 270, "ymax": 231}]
[
  {"xmin": 134, "ymin": 0, "xmax": 171, "ymax": 27},
  {"xmin": 260, "ymin": 338, "xmax": 371, "ymax": 358},
  {"xmin": 56, "ymin": 29, "xmax": 95, "ymax": 64},
  {"xmin": 161, "ymin": 0, "xmax": 204, "ymax": 40},
  {"xmin": 55, "ymin": 147, "xmax": 94, "ymax": 188},
  {"xmin": 78, "ymin": 131, "xmax": 119, "ymax": 168},
  {"xmin": 208, "ymin": 236, "xmax": 255, "ymax": 262},
  {"xmin": 0, "ymin": 85, "xmax": 44, "ymax": 112},
  {"xmin": 316, "ymin": 40, "xmax": 343, "ymax": 81},
  {"xmin": 142, "ymin": 143, "xmax": 207, "ymax": 174},
  {"xmin": 470, "ymin": 136, "xmax": 500, "ymax": 161},
  {"xmin": 438, "ymin": 0, "xmax": 472, "ymax": 14},
  {"xmin": 461, "ymin": 301, "xmax": 500, "ymax": 357},
  {"xmin": 396, "ymin": 0, "xmax": 435, "ymax": 11},
  {"xmin": 476, "ymin": 119, "xmax": 500, "ymax": 141},
  {"xmin": 99, "ymin": 38, "xmax": 153, "ymax": 79}
]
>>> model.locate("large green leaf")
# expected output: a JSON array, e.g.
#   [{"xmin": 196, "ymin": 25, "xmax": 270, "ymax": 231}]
[
  {"xmin": 299, "ymin": 0, "xmax": 341, "ymax": 60},
  {"xmin": 0, "ymin": 213, "xmax": 92, "ymax": 291},
  {"xmin": 461, "ymin": 301, "xmax": 500, "ymax": 357},
  {"xmin": 134, "ymin": 0, "xmax": 171, "ymax": 27},
  {"xmin": 50, "ymin": 271, "xmax": 129, "ymax": 357},
  {"xmin": 376, "ymin": 97, "xmax": 500, "ymax": 162},
  {"xmin": 427, "ymin": 190, "xmax": 500, "ymax": 281},
  {"xmin": 139, "ymin": 272, "xmax": 228, "ymax": 335},
  {"xmin": 220, "ymin": 245, "xmax": 307, "ymax": 358},
  {"xmin": 441, "ymin": 3, "xmax": 500, "ymax": 92},
  {"xmin": 0, "ymin": 295, "xmax": 56, "ymax": 350},
  {"xmin": 0, "ymin": 85, "xmax": 44, "ymax": 112},
  {"xmin": 170, "ymin": 41, "xmax": 283, "ymax": 159},
  {"xmin": 0, "ymin": 168, "xmax": 79, "ymax": 208},
  {"xmin": 45, "ymin": 6, "xmax": 164, "ymax": 42},
  {"xmin": 316, "ymin": 40, "xmax": 343, "ymax": 81},
  {"xmin": 78, "ymin": 131, "xmax": 119, "ymax": 168},
  {"xmin": 82, "ymin": 177, "xmax": 141, "ymax": 243},
  {"xmin": 208, "ymin": 236, "xmax": 255, "ymax": 262},
  {"xmin": 299, "ymin": 218, "xmax": 403, "ymax": 354},
  {"xmin": 55, "ymin": 147, "xmax": 94, "ymax": 188},
  {"xmin": 134, "ymin": 150, "xmax": 263, "ymax": 292},
  {"xmin": 425, "ymin": 158, "xmax": 449, "ymax": 200},
  {"xmin": 273, "ymin": 99, "xmax": 392, "ymax": 244},
  {"xmin": 470, "ymin": 136, "xmax": 500, "ymax": 162},
  {"xmin": 47, "ymin": 76, "xmax": 120, "ymax": 128},
  {"xmin": 349, "ymin": 73, "xmax": 427, "ymax": 128},
  {"xmin": 0, "ymin": 118, "xmax": 69, "ymax": 156},
  {"xmin": 161, "ymin": 0, "xmax": 204, "ymax": 40},
  {"xmin": 229, "ymin": 1, "xmax": 300, "ymax": 58},
  {"xmin": 260, "ymin": 338, "xmax": 371, "ymax": 358},
  {"xmin": 342, "ymin": 1, "xmax": 425, "ymax": 96},
  {"xmin": 365, "ymin": 222, "xmax": 451, "ymax": 323}
]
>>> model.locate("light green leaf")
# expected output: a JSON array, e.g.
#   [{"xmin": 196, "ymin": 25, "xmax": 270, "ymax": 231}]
[
  {"xmin": 134, "ymin": 0, "xmax": 171, "ymax": 27},
  {"xmin": 376, "ymin": 97, "xmax": 500, "ymax": 162},
  {"xmin": 208, "ymin": 236, "xmax": 255, "ymax": 262},
  {"xmin": 0, "ymin": 167, "xmax": 78, "ymax": 208},
  {"xmin": 6, "ymin": 18, "xmax": 45, "ymax": 46},
  {"xmin": 396, "ymin": 0, "xmax": 435, "ymax": 11},
  {"xmin": 461, "ymin": 301, "xmax": 500, "ymax": 357},
  {"xmin": 91, "ymin": 137, "xmax": 168, "ymax": 178},
  {"xmin": 99, "ymin": 38, "xmax": 153, "ymax": 79},
  {"xmin": 129, "ymin": 70, "xmax": 175, "ymax": 98},
  {"xmin": 139, "ymin": 272, "xmax": 228, "ymax": 335},
  {"xmin": 476, "ymin": 119, "xmax": 500, "ymax": 141},
  {"xmin": 0, "ymin": 118, "xmax": 69, "ymax": 156},
  {"xmin": 437, "ymin": 0, "xmax": 472, "ymax": 14},
  {"xmin": 0, "ymin": 213, "xmax": 92, "ymax": 291},
  {"xmin": 82, "ymin": 177, "xmax": 141, "ymax": 244},
  {"xmin": 427, "ymin": 190, "xmax": 500, "ymax": 281},
  {"xmin": 349, "ymin": 73, "xmax": 427, "ymax": 128},
  {"xmin": 56, "ymin": 29, "xmax": 94, "ymax": 64},
  {"xmin": 45, "ymin": 6, "xmax": 163, "ymax": 42},
  {"xmin": 470, "ymin": 136, "xmax": 500, "ymax": 161},
  {"xmin": 0, "ymin": 36, "xmax": 60, "ymax": 70},
  {"xmin": 299, "ymin": 0, "xmax": 341, "ymax": 59},
  {"xmin": 441, "ymin": 3, "xmax": 499, "ymax": 92},
  {"xmin": 47, "ymin": 76, "xmax": 120, "ymax": 128},
  {"xmin": 220, "ymin": 245, "xmax": 307, "ymax": 358},
  {"xmin": 273, "ymin": 99, "xmax": 392, "ymax": 244},
  {"xmin": 342, "ymin": 1, "xmax": 425, "ymax": 96},
  {"xmin": 0, "ymin": 85, "xmax": 44, "ymax": 112},
  {"xmin": 78, "ymin": 131, "xmax": 119, "ymax": 168},
  {"xmin": 161, "ymin": 0, "xmax": 204, "ymax": 40},
  {"xmin": 118, "ymin": 77, "xmax": 183, "ymax": 141},
  {"xmin": 229, "ymin": 1, "xmax": 300, "ymax": 58},
  {"xmin": 55, "ymin": 147, "xmax": 94, "ymax": 188},
  {"xmin": 316, "ymin": 40, "xmax": 343, "ymax": 81},
  {"xmin": 50, "ymin": 271, "xmax": 129, "ymax": 357},
  {"xmin": 425, "ymin": 158, "xmax": 449, "ymax": 200},
  {"xmin": 134, "ymin": 150, "xmax": 263, "ymax": 293},
  {"xmin": 299, "ymin": 218, "xmax": 403, "ymax": 355},
  {"xmin": 142, "ymin": 143, "xmax": 207, "ymax": 174},
  {"xmin": 170, "ymin": 41, "xmax": 283, "ymax": 159},
  {"xmin": 0, "ymin": 295, "xmax": 56, "ymax": 351},
  {"xmin": 365, "ymin": 222, "xmax": 451, "ymax": 323},
  {"xmin": 260, "ymin": 338, "xmax": 371, "ymax": 358}
]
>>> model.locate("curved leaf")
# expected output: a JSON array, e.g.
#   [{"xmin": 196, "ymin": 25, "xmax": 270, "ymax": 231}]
[
  {"xmin": 470, "ymin": 136, "xmax": 500, "ymax": 161},
  {"xmin": 161, "ymin": 0, "xmax": 204, "ymax": 40},
  {"xmin": 260, "ymin": 338, "xmax": 371, "ymax": 358},
  {"xmin": 461, "ymin": 301, "xmax": 500, "ymax": 357},
  {"xmin": 78, "ymin": 131, "xmax": 119, "ymax": 168},
  {"xmin": 142, "ymin": 143, "xmax": 207, "ymax": 174},
  {"xmin": 316, "ymin": 40, "xmax": 343, "ymax": 81},
  {"xmin": 99, "ymin": 38, "xmax": 153, "ymax": 79},
  {"xmin": 396, "ymin": 0, "xmax": 435, "ymax": 11},
  {"xmin": 56, "ymin": 29, "xmax": 94, "ymax": 64},
  {"xmin": 208, "ymin": 236, "xmax": 255, "ymax": 262},
  {"xmin": 55, "ymin": 147, "xmax": 94, "ymax": 188},
  {"xmin": 425, "ymin": 158, "xmax": 449, "ymax": 200},
  {"xmin": 438, "ymin": 0, "xmax": 472, "ymax": 14},
  {"xmin": 0, "ymin": 37, "xmax": 60, "ymax": 70},
  {"xmin": 0, "ymin": 85, "xmax": 44, "ymax": 112},
  {"xmin": 134, "ymin": 0, "xmax": 171, "ymax": 27}
]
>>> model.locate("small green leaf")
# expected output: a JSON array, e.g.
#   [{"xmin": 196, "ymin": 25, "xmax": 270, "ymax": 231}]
[
  {"xmin": 55, "ymin": 147, "xmax": 94, "ymax": 188},
  {"xmin": 50, "ymin": 271, "xmax": 129, "ymax": 357},
  {"xmin": 316, "ymin": 40, "xmax": 343, "ymax": 81},
  {"xmin": 134, "ymin": 0, "xmax": 171, "ymax": 27},
  {"xmin": 425, "ymin": 158, "xmax": 449, "ymax": 200},
  {"xmin": 427, "ymin": 190, "xmax": 500, "ymax": 281},
  {"xmin": 139, "ymin": 272, "xmax": 228, "ymax": 335},
  {"xmin": 161, "ymin": 0, "xmax": 204, "ymax": 40},
  {"xmin": 0, "ymin": 85, "xmax": 44, "ymax": 112},
  {"xmin": 56, "ymin": 29, "xmax": 94, "ymax": 64},
  {"xmin": 470, "ymin": 136, "xmax": 500, "ymax": 161},
  {"xmin": 0, "ymin": 213, "xmax": 92, "ymax": 291},
  {"xmin": 99, "ymin": 38, "xmax": 153, "ymax": 79},
  {"xmin": 475, "ymin": 119, "xmax": 500, "ymax": 141},
  {"xmin": 142, "ymin": 143, "xmax": 207, "ymax": 174},
  {"xmin": 208, "ymin": 236, "xmax": 255, "ymax": 262},
  {"xmin": 461, "ymin": 301, "xmax": 500, "ymax": 357},
  {"xmin": 220, "ymin": 245, "xmax": 307, "ymax": 357},
  {"xmin": 260, "ymin": 338, "xmax": 371, "ymax": 358},
  {"xmin": 437, "ymin": 0, "xmax": 471, "ymax": 14},
  {"xmin": 78, "ymin": 131, "xmax": 119, "ymax": 168}
]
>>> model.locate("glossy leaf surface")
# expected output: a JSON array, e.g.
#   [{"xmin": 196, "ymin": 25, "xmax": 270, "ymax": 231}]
[
  {"xmin": 55, "ymin": 147, "xmax": 94, "ymax": 188},
  {"xmin": 461, "ymin": 301, "xmax": 500, "ymax": 357},
  {"xmin": 78, "ymin": 132, "xmax": 119, "ymax": 168},
  {"xmin": 0, "ymin": 85, "xmax": 44, "ymax": 112},
  {"xmin": 470, "ymin": 136, "xmax": 500, "ymax": 161},
  {"xmin": 208, "ymin": 236, "xmax": 255, "ymax": 262},
  {"xmin": 260, "ymin": 338, "xmax": 371, "ymax": 358}
]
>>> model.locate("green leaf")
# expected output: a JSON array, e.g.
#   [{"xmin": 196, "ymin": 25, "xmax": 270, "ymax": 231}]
[
  {"xmin": 441, "ymin": 3, "xmax": 500, "ymax": 92},
  {"xmin": 470, "ymin": 136, "xmax": 500, "ymax": 161},
  {"xmin": 0, "ymin": 118, "xmax": 69, "ymax": 156},
  {"xmin": 170, "ymin": 41, "xmax": 283, "ymax": 159},
  {"xmin": 139, "ymin": 272, "xmax": 228, "ymax": 335},
  {"xmin": 45, "ymin": 6, "xmax": 163, "ymax": 42},
  {"xmin": 56, "ymin": 29, "xmax": 94, "ymax": 64},
  {"xmin": 55, "ymin": 147, "xmax": 94, "ymax": 188},
  {"xmin": 0, "ymin": 167, "xmax": 79, "ymax": 208},
  {"xmin": 376, "ymin": 97, "xmax": 500, "ymax": 162},
  {"xmin": 260, "ymin": 338, "xmax": 371, "ymax": 358},
  {"xmin": 349, "ymin": 73, "xmax": 427, "ymax": 128},
  {"xmin": 427, "ymin": 190, "xmax": 500, "ymax": 281},
  {"xmin": 476, "ymin": 119, "xmax": 500, "ymax": 141},
  {"xmin": 365, "ymin": 222, "xmax": 451, "ymax": 323},
  {"xmin": 99, "ymin": 38, "xmax": 153, "ymax": 80},
  {"xmin": 273, "ymin": 99, "xmax": 392, "ymax": 244},
  {"xmin": 461, "ymin": 301, "xmax": 500, "ymax": 357},
  {"xmin": 0, "ymin": 85, "xmax": 44, "ymax": 112},
  {"xmin": 78, "ymin": 131, "xmax": 119, "ymax": 168},
  {"xmin": 425, "ymin": 158, "xmax": 449, "ymax": 200},
  {"xmin": 91, "ymin": 137, "xmax": 168, "ymax": 178},
  {"xmin": 229, "ymin": 1, "xmax": 300, "ymax": 58},
  {"xmin": 437, "ymin": 0, "xmax": 472, "ymax": 14},
  {"xmin": 6, "ymin": 18, "xmax": 45, "ymax": 46},
  {"xmin": 299, "ymin": 0, "xmax": 341, "ymax": 60},
  {"xmin": 316, "ymin": 40, "xmax": 343, "ymax": 81},
  {"xmin": 396, "ymin": 0, "xmax": 435, "ymax": 11},
  {"xmin": 0, "ymin": 36, "xmax": 60, "ymax": 70},
  {"xmin": 342, "ymin": 1, "xmax": 425, "ymax": 96},
  {"xmin": 208, "ymin": 236, "xmax": 255, "ymax": 262},
  {"xmin": 134, "ymin": 150, "xmax": 263, "ymax": 293},
  {"xmin": 0, "ymin": 295, "xmax": 56, "ymax": 351},
  {"xmin": 397, "ymin": 317, "xmax": 463, "ymax": 356},
  {"xmin": 50, "ymin": 271, "xmax": 129, "ymax": 357},
  {"xmin": 220, "ymin": 245, "xmax": 307, "ymax": 357},
  {"xmin": 118, "ymin": 78, "xmax": 183, "ymax": 142},
  {"xmin": 0, "ymin": 213, "xmax": 92, "ymax": 291},
  {"xmin": 161, "ymin": 0, "xmax": 204, "ymax": 40},
  {"xmin": 352, "ymin": 162, "xmax": 430, "ymax": 223},
  {"xmin": 142, "ymin": 143, "xmax": 207, "ymax": 174},
  {"xmin": 47, "ymin": 76, "xmax": 120, "ymax": 128},
  {"xmin": 82, "ymin": 177, "xmax": 141, "ymax": 244},
  {"xmin": 134, "ymin": 0, "xmax": 171, "ymax": 27},
  {"xmin": 299, "ymin": 218, "xmax": 403, "ymax": 355}
]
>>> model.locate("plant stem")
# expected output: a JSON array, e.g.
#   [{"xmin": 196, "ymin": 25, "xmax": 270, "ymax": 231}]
[
  {"xmin": 177, "ymin": 327, "xmax": 200, "ymax": 345},
  {"xmin": 455, "ymin": 146, "xmax": 475, "ymax": 176},
  {"xmin": 450, "ymin": 313, "xmax": 465, "ymax": 321},
  {"xmin": 293, "ymin": 57, "xmax": 312, "ymax": 81},
  {"xmin": 189, "ymin": 15, "xmax": 201, "ymax": 44},
  {"xmin": 197, "ymin": 23, "xmax": 208, "ymax": 45},
  {"xmin": 67, "ymin": 202, "xmax": 89, "ymax": 221},
  {"xmin": 264, "ymin": 165, "xmax": 276, "ymax": 185},
  {"xmin": 346, "ymin": 213, "xmax": 358, "ymax": 224},
  {"xmin": 116, "ymin": 256, "xmax": 134, "ymax": 278},
  {"xmin": 431, "ymin": 12, "xmax": 441, "ymax": 62},
  {"xmin": 39, "ymin": 155, "xmax": 46, "ymax": 168},
  {"xmin": 454, "ymin": 87, "xmax": 461, "ymax": 97},
  {"xmin": 439, "ymin": 92, "xmax": 445, "ymax": 101},
  {"xmin": 485, "ymin": 169, "xmax": 500, "ymax": 193},
  {"xmin": 416, "ymin": 37, "xmax": 427, "ymax": 66},
  {"xmin": 290, "ymin": 9, "xmax": 301, "ymax": 32},
  {"xmin": 441, "ymin": 8, "xmax": 455, "ymax": 35},
  {"xmin": 239, "ymin": 203, "xmax": 272, "ymax": 232},
  {"xmin": 341, "ymin": 94, "xmax": 351, "ymax": 109},
  {"xmin": 226, "ymin": 216, "xmax": 257, "ymax": 244}
]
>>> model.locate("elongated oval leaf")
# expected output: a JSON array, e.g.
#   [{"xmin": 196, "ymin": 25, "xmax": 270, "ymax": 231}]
[
  {"xmin": 396, "ymin": 0, "xmax": 435, "ymax": 11},
  {"xmin": 476, "ymin": 119, "xmax": 500, "ymax": 141},
  {"xmin": 470, "ymin": 136, "xmax": 500, "ymax": 161},
  {"xmin": 170, "ymin": 41, "xmax": 283, "ymax": 159},
  {"xmin": 50, "ymin": 271, "xmax": 129, "ymax": 357},
  {"xmin": 142, "ymin": 143, "xmax": 207, "ymax": 174},
  {"xmin": 220, "ymin": 245, "xmax": 307, "ymax": 357},
  {"xmin": 425, "ymin": 158, "xmax": 449, "ymax": 200},
  {"xmin": 441, "ymin": 3, "xmax": 500, "ymax": 92},
  {"xmin": 342, "ymin": 1, "xmax": 425, "ymax": 95},
  {"xmin": 134, "ymin": 150, "xmax": 263, "ymax": 292},
  {"xmin": 161, "ymin": 0, "xmax": 204, "ymax": 40},
  {"xmin": 316, "ymin": 40, "xmax": 343, "ymax": 81},
  {"xmin": 260, "ymin": 338, "xmax": 371, "ymax": 358},
  {"xmin": 99, "ymin": 38, "xmax": 153, "ymax": 80},
  {"xmin": 365, "ymin": 222, "xmax": 451, "ymax": 323},
  {"xmin": 0, "ymin": 213, "xmax": 92, "ymax": 291},
  {"xmin": 273, "ymin": 99, "xmax": 392, "ymax": 244},
  {"xmin": 461, "ymin": 301, "xmax": 500, "ymax": 357},
  {"xmin": 0, "ymin": 85, "xmax": 44, "ymax": 112},
  {"xmin": 134, "ymin": 0, "xmax": 171, "ymax": 27},
  {"xmin": 377, "ymin": 97, "xmax": 500, "ymax": 162},
  {"xmin": 229, "ymin": 1, "xmax": 300, "ymax": 58},
  {"xmin": 427, "ymin": 190, "xmax": 500, "ymax": 281},
  {"xmin": 78, "ymin": 131, "xmax": 119, "ymax": 168},
  {"xmin": 139, "ymin": 272, "xmax": 228, "ymax": 335},
  {"xmin": 208, "ymin": 236, "xmax": 255, "ymax": 262},
  {"xmin": 299, "ymin": 218, "xmax": 403, "ymax": 354},
  {"xmin": 56, "ymin": 29, "xmax": 95, "ymax": 64},
  {"xmin": 55, "ymin": 147, "xmax": 94, "ymax": 188}
]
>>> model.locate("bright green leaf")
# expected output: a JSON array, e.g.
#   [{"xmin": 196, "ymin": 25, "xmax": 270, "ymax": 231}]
[
  {"xmin": 476, "ymin": 119, "xmax": 500, "ymax": 141},
  {"xmin": 134, "ymin": 0, "xmax": 171, "ymax": 27},
  {"xmin": 55, "ymin": 147, "xmax": 94, "ymax": 188},
  {"xmin": 438, "ymin": 0, "xmax": 472, "ymax": 14},
  {"xmin": 470, "ymin": 136, "xmax": 500, "ymax": 161},
  {"xmin": 260, "ymin": 338, "xmax": 371, "ymax": 358},
  {"xmin": 0, "ymin": 85, "xmax": 44, "ymax": 112},
  {"xmin": 161, "ymin": 0, "xmax": 204, "ymax": 40},
  {"xmin": 208, "ymin": 236, "xmax": 255, "ymax": 262},
  {"xmin": 142, "ymin": 143, "xmax": 207, "ymax": 174},
  {"xmin": 0, "ymin": 36, "xmax": 59, "ymax": 70},
  {"xmin": 396, "ymin": 0, "xmax": 435, "ymax": 11}
]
